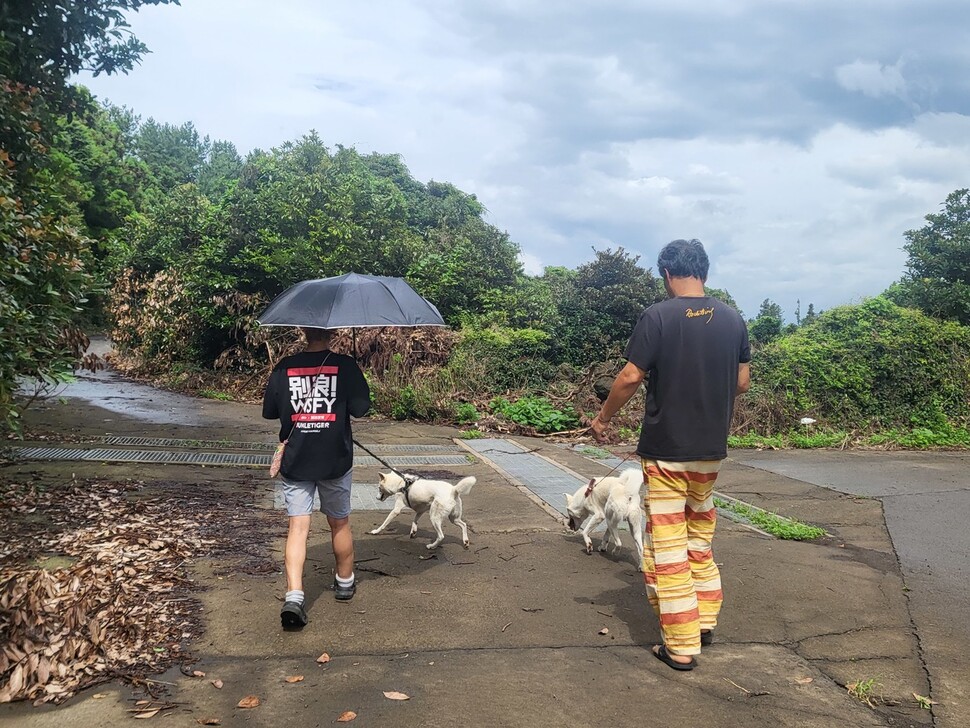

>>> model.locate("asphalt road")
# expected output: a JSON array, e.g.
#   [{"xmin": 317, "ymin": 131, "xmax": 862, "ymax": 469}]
[{"xmin": 732, "ymin": 449, "xmax": 970, "ymax": 727}]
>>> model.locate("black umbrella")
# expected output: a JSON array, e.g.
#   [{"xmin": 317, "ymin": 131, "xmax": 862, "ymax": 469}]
[{"xmin": 256, "ymin": 273, "xmax": 446, "ymax": 355}]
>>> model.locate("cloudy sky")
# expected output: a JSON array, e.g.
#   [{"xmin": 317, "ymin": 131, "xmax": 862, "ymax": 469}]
[{"xmin": 81, "ymin": 0, "xmax": 970, "ymax": 319}]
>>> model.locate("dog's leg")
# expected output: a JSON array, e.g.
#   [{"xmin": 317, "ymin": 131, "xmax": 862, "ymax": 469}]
[
  {"xmin": 426, "ymin": 505, "xmax": 446, "ymax": 550},
  {"xmin": 368, "ymin": 500, "xmax": 405, "ymax": 535},
  {"xmin": 582, "ymin": 512, "xmax": 604, "ymax": 554},
  {"xmin": 629, "ymin": 506, "xmax": 645, "ymax": 572},
  {"xmin": 604, "ymin": 520, "xmax": 622, "ymax": 555},
  {"xmin": 409, "ymin": 510, "xmax": 423, "ymax": 538},
  {"xmin": 450, "ymin": 497, "xmax": 469, "ymax": 549}
]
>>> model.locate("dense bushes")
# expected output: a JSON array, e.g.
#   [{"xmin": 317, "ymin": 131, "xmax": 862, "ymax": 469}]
[
  {"xmin": 0, "ymin": 80, "xmax": 95, "ymax": 430},
  {"xmin": 740, "ymin": 296, "xmax": 970, "ymax": 433}
]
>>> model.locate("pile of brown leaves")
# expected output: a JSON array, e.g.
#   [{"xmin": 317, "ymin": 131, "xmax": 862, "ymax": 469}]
[{"xmin": 0, "ymin": 477, "xmax": 276, "ymax": 705}]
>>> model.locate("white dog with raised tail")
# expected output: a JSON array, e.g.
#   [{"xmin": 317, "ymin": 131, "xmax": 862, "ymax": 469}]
[
  {"xmin": 369, "ymin": 472, "xmax": 476, "ymax": 550},
  {"xmin": 564, "ymin": 467, "xmax": 644, "ymax": 569}
]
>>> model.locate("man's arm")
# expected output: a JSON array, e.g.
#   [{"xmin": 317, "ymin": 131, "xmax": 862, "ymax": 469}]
[
  {"xmin": 591, "ymin": 361, "xmax": 646, "ymax": 442},
  {"xmin": 736, "ymin": 362, "xmax": 750, "ymax": 395}
]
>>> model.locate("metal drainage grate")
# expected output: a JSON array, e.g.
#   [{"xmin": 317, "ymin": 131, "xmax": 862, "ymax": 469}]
[
  {"xmin": 10, "ymin": 447, "xmax": 473, "ymax": 469},
  {"xmin": 100, "ymin": 437, "xmax": 461, "ymax": 454},
  {"xmin": 102, "ymin": 436, "xmax": 275, "ymax": 451}
]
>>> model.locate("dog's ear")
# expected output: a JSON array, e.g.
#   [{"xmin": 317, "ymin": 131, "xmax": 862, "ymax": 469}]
[
  {"xmin": 564, "ymin": 492, "xmax": 572, "ymax": 504},
  {"xmin": 379, "ymin": 472, "xmax": 386, "ymax": 484}
]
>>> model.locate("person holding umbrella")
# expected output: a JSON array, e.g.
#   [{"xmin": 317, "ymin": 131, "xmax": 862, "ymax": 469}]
[
  {"xmin": 258, "ymin": 273, "xmax": 446, "ymax": 629},
  {"xmin": 262, "ymin": 327, "xmax": 370, "ymax": 629}
]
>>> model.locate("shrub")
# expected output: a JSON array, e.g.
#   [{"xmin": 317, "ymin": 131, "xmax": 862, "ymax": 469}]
[
  {"xmin": 490, "ymin": 395, "xmax": 580, "ymax": 433},
  {"xmin": 741, "ymin": 297, "xmax": 970, "ymax": 434},
  {"xmin": 455, "ymin": 402, "xmax": 480, "ymax": 424},
  {"xmin": 448, "ymin": 326, "xmax": 554, "ymax": 394}
]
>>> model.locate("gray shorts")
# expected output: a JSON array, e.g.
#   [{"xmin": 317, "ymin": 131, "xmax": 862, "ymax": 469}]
[{"xmin": 280, "ymin": 470, "xmax": 353, "ymax": 519}]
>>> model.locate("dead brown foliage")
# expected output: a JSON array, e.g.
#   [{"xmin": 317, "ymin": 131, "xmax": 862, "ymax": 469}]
[{"xmin": 0, "ymin": 477, "xmax": 282, "ymax": 705}]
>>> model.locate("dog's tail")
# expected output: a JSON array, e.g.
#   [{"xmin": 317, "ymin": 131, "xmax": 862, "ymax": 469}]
[
  {"xmin": 619, "ymin": 467, "xmax": 643, "ymax": 490},
  {"xmin": 454, "ymin": 476, "xmax": 476, "ymax": 496}
]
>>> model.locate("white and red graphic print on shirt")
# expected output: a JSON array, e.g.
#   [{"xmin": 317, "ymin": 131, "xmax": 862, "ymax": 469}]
[{"xmin": 287, "ymin": 366, "xmax": 339, "ymax": 425}]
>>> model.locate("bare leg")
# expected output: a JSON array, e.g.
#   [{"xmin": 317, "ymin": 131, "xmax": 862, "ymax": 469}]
[
  {"xmin": 328, "ymin": 515, "xmax": 354, "ymax": 580},
  {"xmin": 285, "ymin": 515, "xmax": 311, "ymax": 592}
]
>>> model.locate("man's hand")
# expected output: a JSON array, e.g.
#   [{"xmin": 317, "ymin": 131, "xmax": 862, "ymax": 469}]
[{"xmin": 590, "ymin": 413, "xmax": 610, "ymax": 443}]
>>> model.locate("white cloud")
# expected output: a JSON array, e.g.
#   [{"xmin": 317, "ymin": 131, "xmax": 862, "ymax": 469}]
[{"xmin": 835, "ymin": 60, "xmax": 907, "ymax": 99}]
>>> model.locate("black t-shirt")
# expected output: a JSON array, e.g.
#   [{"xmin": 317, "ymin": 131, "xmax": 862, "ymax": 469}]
[
  {"xmin": 261, "ymin": 350, "xmax": 370, "ymax": 481},
  {"xmin": 624, "ymin": 296, "xmax": 750, "ymax": 461}
]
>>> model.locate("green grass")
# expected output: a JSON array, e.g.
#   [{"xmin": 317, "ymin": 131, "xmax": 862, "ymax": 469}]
[
  {"xmin": 730, "ymin": 426, "xmax": 970, "ymax": 450},
  {"xmin": 866, "ymin": 426, "xmax": 970, "ymax": 448},
  {"xmin": 727, "ymin": 432, "xmax": 786, "ymax": 449},
  {"xmin": 579, "ymin": 445, "xmax": 612, "ymax": 459},
  {"xmin": 458, "ymin": 429, "xmax": 485, "ymax": 440},
  {"xmin": 714, "ymin": 497, "xmax": 827, "ymax": 541},
  {"xmin": 199, "ymin": 389, "xmax": 232, "ymax": 401}
]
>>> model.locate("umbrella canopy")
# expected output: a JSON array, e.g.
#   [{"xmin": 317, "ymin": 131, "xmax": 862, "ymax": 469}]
[{"xmin": 256, "ymin": 273, "xmax": 446, "ymax": 329}]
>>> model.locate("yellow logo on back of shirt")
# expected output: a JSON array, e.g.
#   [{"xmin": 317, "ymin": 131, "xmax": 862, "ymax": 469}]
[{"xmin": 685, "ymin": 306, "xmax": 715, "ymax": 323}]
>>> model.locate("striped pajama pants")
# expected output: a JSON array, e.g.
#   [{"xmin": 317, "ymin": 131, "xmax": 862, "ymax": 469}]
[{"xmin": 641, "ymin": 458, "xmax": 723, "ymax": 656}]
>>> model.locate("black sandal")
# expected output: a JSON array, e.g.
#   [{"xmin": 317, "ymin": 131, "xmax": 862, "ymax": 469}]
[
  {"xmin": 652, "ymin": 645, "xmax": 696, "ymax": 671},
  {"xmin": 701, "ymin": 630, "xmax": 713, "ymax": 647}
]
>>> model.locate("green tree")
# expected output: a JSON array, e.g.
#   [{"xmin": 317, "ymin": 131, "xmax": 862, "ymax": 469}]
[
  {"xmin": 198, "ymin": 139, "xmax": 243, "ymax": 200},
  {"xmin": 886, "ymin": 189, "xmax": 970, "ymax": 324},
  {"xmin": 549, "ymin": 248, "xmax": 665, "ymax": 364},
  {"xmin": 749, "ymin": 298, "xmax": 784, "ymax": 345},
  {"xmin": 136, "ymin": 118, "xmax": 209, "ymax": 194},
  {"xmin": 0, "ymin": 0, "xmax": 176, "ymax": 431},
  {"xmin": 0, "ymin": 1, "xmax": 179, "ymax": 100}
]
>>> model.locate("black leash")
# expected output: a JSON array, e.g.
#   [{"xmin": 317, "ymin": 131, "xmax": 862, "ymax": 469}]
[{"xmin": 353, "ymin": 438, "xmax": 418, "ymax": 508}]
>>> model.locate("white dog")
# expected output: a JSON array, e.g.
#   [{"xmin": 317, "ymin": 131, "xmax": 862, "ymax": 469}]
[
  {"xmin": 369, "ymin": 472, "xmax": 476, "ymax": 550},
  {"xmin": 564, "ymin": 467, "xmax": 644, "ymax": 568}
]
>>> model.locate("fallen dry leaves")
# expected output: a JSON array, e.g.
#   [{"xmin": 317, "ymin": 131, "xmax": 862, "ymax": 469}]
[
  {"xmin": 383, "ymin": 691, "xmax": 410, "ymax": 701},
  {"xmin": 0, "ymin": 477, "xmax": 283, "ymax": 706},
  {"xmin": 336, "ymin": 710, "xmax": 357, "ymax": 722},
  {"xmin": 210, "ymin": 679, "xmax": 223, "ymax": 689},
  {"xmin": 316, "ymin": 652, "xmax": 331, "ymax": 664},
  {"xmin": 284, "ymin": 675, "xmax": 304, "ymax": 683},
  {"xmin": 237, "ymin": 695, "xmax": 261, "ymax": 709}
]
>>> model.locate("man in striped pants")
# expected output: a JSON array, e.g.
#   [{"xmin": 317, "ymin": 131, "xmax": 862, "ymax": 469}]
[{"xmin": 591, "ymin": 239, "xmax": 751, "ymax": 671}]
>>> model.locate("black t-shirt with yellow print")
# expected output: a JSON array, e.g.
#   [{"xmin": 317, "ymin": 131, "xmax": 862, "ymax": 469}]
[{"xmin": 624, "ymin": 296, "xmax": 750, "ymax": 462}]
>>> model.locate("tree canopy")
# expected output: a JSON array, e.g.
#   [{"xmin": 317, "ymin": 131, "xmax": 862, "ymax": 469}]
[{"xmin": 887, "ymin": 188, "xmax": 970, "ymax": 325}]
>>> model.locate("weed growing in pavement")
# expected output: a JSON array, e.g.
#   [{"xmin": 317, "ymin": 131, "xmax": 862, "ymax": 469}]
[
  {"xmin": 846, "ymin": 677, "xmax": 880, "ymax": 706},
  {"xmin": 579, "ymin": 446, "xmax": 611, "ymax": 459},
  {"xmin": 458, "ymin": 429, "xmax": 485, "ymax": 440},
  {"xmin": 199, "ymin": 389, "xmax": 232, "ymax": 401},
  {"xmin": 713, "ymin": 497, "xmax": 827, "ymax": 541}
]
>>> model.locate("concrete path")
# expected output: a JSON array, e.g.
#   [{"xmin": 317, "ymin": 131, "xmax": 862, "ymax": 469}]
[
  {"xmin": 734, "ymin": 449, "xmax": 970, "ymax": 727},
  {"xmin": 0, "ymin": 368, "xmax": 950, "ymax": 727}
]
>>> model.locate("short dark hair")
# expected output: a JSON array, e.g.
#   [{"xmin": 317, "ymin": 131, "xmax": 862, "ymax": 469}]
[
  {"xmin": 657, "ymin": 239, "xmax": 709, "ymax": 281},
  {"xmin": 300, "ymin": 327, "xmax": 332, "ymax": 343}
]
